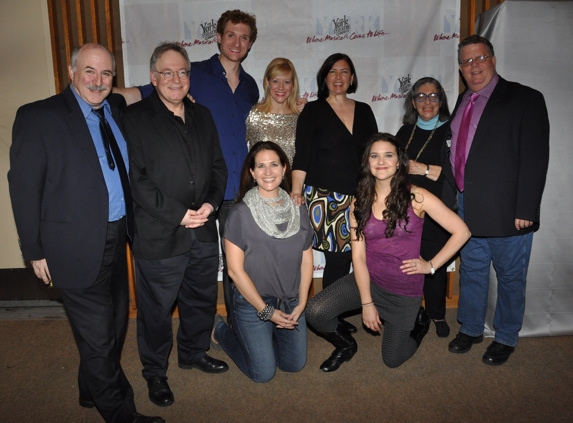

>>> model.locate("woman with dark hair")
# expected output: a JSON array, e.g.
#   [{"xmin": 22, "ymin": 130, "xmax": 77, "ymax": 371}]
[
  {"xmin": 306, "ymin": 133, "xmax": 470, "ymax": 371},
  {"xmin": 396, "ymin": 77, "xmax": 452, "ymax": 338},
  {"xmin": 212, "ymin": 141, "xmax": 314, "ymax": 382},
  {"xmin": 246, "ymin": 58, "xmax": 300, "ymax": 165},
  {"xmin": 291, "ymin": 53, "xmax": 378, "ymax": 332}
]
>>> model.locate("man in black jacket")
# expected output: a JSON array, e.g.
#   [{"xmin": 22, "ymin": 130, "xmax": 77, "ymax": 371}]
[
  {"xmin": 8, "ymin": 43, "xmax": 163, "ymax": 423},
  {"xmin": 443, "ymin": 35, "xmax": 550, "ymax": 366},
  {"xmin": 123, "ymin": 42, "xmax": 228, "ymax": 407}
]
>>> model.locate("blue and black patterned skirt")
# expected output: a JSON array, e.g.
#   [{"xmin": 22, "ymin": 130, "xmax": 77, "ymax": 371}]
[{"xmin": 304, "ymin": 185, "xmax": 352, "ymax": 253}]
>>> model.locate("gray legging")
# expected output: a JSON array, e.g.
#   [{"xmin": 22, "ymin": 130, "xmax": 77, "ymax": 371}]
[{"xmin": 306, "ymin": 273, "xmax": 419, "ymax": 368}]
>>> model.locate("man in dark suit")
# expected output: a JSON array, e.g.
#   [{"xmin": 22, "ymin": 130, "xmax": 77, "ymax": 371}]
[
  {"xmin": 8, "ymin": 43, "xmax": 164, "ymax": 423},
  {"xmin": 123, "ymin": 42, "xmax": 228, "ymax": 407},
  {"xmin": 443, "ymin": 35, "xmax": 550, "ymax": 365}
]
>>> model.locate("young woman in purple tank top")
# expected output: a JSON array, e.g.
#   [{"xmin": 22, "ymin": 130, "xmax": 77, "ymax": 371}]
[{"xmin": 306, "ymin": 133, "xmax": 470, "ymax": 370}]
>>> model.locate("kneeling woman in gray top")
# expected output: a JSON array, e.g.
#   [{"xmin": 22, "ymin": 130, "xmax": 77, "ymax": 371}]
[{"xmin": 212, "ymin": 141, "xmax": 314, "ymax": 382}]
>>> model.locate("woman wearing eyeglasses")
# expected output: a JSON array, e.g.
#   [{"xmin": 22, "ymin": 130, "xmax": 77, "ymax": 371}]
[{"xmin": 396, "ymin": 77, "xmax": 452, "ymax": 338}]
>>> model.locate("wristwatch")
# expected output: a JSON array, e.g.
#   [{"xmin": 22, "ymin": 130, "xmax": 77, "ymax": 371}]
[
  {"xmin": 429, "ymin": 260, "xmax": 435, "ymax": 275},
  {"xmin": 424, "ymin": 164, "xmax": 430, "ymax": 176}
]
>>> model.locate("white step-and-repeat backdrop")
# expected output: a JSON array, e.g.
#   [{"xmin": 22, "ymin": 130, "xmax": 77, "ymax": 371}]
[{"xmin": 119, "ymin": 0, "xmax": 461, "ymax": 277}]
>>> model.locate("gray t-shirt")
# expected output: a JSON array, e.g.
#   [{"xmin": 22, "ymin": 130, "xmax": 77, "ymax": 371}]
[{"xmin": 224, "ymin": 202, "xmax": 313, "ymax": 300}]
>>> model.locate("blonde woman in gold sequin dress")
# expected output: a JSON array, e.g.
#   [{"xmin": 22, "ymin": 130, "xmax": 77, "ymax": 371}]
[{"xmin": 246, "ymin": 58, "xmax": 300, "ymax": 165}]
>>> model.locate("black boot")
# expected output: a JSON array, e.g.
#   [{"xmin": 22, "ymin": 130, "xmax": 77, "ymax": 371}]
[
  {"xmin": 339, "ymin": 317, "xmax": 358, "ymax": 334},
  {"xmin": 319, "ymin": 323, "xmax": 358, "ymax": 372},
  {"xmin": 410, "ymin": 307, "xmax": 431, "ymax": 347}
]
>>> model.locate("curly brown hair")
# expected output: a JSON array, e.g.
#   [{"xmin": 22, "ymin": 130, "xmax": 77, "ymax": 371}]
[
  {"xmin": 216, "ymin": 9, "xmax": 257, "ymax": 47},
  {"xmin": 353, "ymin": 133, "xmax": 412, "ymax": 240}
]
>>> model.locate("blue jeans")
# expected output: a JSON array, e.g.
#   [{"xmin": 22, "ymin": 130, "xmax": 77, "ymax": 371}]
[
  {"xmin": 457, "ymin": 192, "xmax": 533, "ymax": 347},
  {"xmin": 214, "ymin": 287, "xmax": 307, "ymax": 383}
]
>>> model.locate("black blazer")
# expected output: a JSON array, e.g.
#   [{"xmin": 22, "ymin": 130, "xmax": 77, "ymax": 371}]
[
  {"xmin": 123, "ymin": 90, "xmax": 227, "ymax": 260},
  {"xmin": 442, "ymin": 76, "xmax": 550, "ymax": 237},
  {"xmin": 8, "ymin": 86, "xmax": 128, "ymax": 289}
]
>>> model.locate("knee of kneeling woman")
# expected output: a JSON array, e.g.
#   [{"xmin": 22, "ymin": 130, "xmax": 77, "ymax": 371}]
[
  {"xmin": 382, "ymin": 355, "xmax": 406, "ymax": 369},
  {"xmin": 250, "ymin": 367, "xmax": 277, "ymax": 383},
  {"xmin": 279, "ymin": 357, "xmax": 307, "ymax": 374}
]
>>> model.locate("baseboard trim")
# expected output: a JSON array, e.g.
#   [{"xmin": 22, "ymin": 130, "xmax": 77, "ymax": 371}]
[{"xmin": 0, "ymin": 268, "xmax": 62, "ymax": 301}]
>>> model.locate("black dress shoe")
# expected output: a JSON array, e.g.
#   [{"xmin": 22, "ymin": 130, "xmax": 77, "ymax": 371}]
[
  {"xmin": 79, "ymin": 396, "xmax": 95, "ymax": 408},
  {"xmin": 448, "ymin": 332, "xmax": 483, "ymax": 353},
  {"xmin": 178, "ymin": 353, "xmax": 229, "ymax": 373},
  {"xmin": 146, "ymin": 377, "xmax": 174, "ymax": 407},
  {"xmin": 482, "ymin": 341, "xmax": 515, "ymax": 366},
  {"xmin": 129, "ymin": 412, "xmax": 166, "ymax": 423},
  {"xmin": 433, "ymin": 319, "xmax": 451, "ymax": 338}
]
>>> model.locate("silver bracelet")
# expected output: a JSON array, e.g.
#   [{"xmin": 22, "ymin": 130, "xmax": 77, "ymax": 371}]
[{"xmin": 257, "ymin": 304, "xmax": 275, "ymax": 321}]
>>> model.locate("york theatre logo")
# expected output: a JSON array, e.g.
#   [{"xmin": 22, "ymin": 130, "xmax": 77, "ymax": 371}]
[
  {"xmin": 332, "ymin": 15, "xmax": 350, "ymax": 36},
  {"xmin": 200, "ymin": 19, "xmax": 217, "ymax": 41},
  {"xmin": 372, "ymin": 74, "xmax": 411, "ymax": 102},
  {"xmin": 398, "ymin": 75, "xmax": 412, "ymax": 95},
  {"xmin": 181, "ymin": 16, "xmax": 217, "ymax": 47},
  {"xmin": 308, "ymin": 14, "xmax": 386, "ymax": 44}
]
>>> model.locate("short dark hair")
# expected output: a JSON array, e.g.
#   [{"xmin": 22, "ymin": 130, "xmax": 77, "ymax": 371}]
[
  {"xmin": 149, "ymin": 42, "xmax": 190, "ymax": 71},
  {"xmin": 402, "ymin": 77, "xmax": 450, "ymax": 125},
  {"xmin": 458, "ymin": 34, "xmax": 495, "ymax": 64},
  {"xmin": 237, "ymin": 141, "xmax": 292, "ymax": 202},
  {"xmin": 217, "ymin": 9, "xmax": 258, "ymax": 46},
  {"xmin": 316, "ymin": 53, "xmax": 357, "ymax": 99}
]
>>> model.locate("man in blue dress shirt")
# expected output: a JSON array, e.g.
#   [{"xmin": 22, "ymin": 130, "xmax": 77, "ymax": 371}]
[{"xmin": 8, "ymin": 43, "xmax": 164, "ymax": 423}]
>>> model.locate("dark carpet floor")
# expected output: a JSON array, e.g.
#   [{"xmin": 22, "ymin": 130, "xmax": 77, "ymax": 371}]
[{"xmin": 1, "ymin": 309, "xmax": 572, "ymax": 423}]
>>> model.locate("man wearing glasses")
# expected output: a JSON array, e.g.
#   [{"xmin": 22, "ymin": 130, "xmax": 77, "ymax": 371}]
[
  {"xmin": 116, "ymin": 10, "xmax": 259, "ymax": 329},
  {"xmin": 442, "ymin": 35, "xmax": 549, "ymax": 365},
  {"xmin": 123, "ymin": 42, "xmax": 228, "ymax": 407}
]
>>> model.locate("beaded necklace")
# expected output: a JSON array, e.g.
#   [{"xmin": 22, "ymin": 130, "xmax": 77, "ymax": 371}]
[{"xmin": 404, "ymin": 118, "xmax": 439, "ymax": 161}]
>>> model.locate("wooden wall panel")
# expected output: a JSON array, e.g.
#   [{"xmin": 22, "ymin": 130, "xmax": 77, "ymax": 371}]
[{"xmin": 47, "ymin": 0, "xmax": 124, "ymax": 93}]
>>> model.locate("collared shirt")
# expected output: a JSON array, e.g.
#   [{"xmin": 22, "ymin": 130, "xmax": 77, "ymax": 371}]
[
  {"xmin": 71, "ymin": 86, "xmax": 129, "ymax": 221},
  {"xmin": 450, "ymin": 73, "xmax": 500, "ymax": 173},
  {"xmin": 139, "ymin": 54, "xmax": 259, "ymax": 200}
]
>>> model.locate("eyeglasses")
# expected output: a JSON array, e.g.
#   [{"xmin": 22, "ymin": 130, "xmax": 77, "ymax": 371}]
[
  {"xmin": 415, "ymin": 92, "xmax": 440, "ymax": 103},
  {"xmin": 154, "ymin": 70, "xmax": 190, "ymax": 80},
  {"xmin": 459, "ymin": 55, "xmax": 492, "ymax": 67}
]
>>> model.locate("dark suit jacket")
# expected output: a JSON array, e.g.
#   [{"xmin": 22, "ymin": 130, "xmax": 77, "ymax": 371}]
[
  {"xmin": 123, "ymin": 90, "xmax": 227, "ymax": 260},
  {"xmin": 442, "ymin": 76, "xmax": 550, "ymax": 237},
  {"xmin": 8, "ymin": 86, "xmax": 128, "ymax": 289}
]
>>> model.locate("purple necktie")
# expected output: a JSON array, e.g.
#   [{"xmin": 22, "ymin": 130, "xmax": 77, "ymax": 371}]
[{"xmin": 454, "ymin": 92, "xmax": 479, "ymax": 192}]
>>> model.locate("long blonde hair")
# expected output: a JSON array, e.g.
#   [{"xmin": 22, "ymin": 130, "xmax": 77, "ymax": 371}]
[{"xmin": 257, "ymin": 58, "xmax": 299, "ymax": 114}]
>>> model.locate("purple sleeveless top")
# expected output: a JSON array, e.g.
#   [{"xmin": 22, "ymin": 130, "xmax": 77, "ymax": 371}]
[{"xmin": 365, "ymin": 205, "xmax": 424, "ymax": 297}]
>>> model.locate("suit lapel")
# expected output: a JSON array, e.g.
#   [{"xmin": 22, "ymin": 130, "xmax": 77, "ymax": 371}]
[
  {"xmin": 468, "ymin": 77, "xmax": 508, "ymax": 155},
  {"xmin": 61, "ymin": 86, "xmax": 106, "ymax": 181}
]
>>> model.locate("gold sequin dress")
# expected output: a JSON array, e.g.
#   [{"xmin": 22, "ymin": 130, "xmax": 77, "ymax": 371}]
[{"xmin": 246, "ymin": 107, "xmax": 298, "ymax": 165}]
